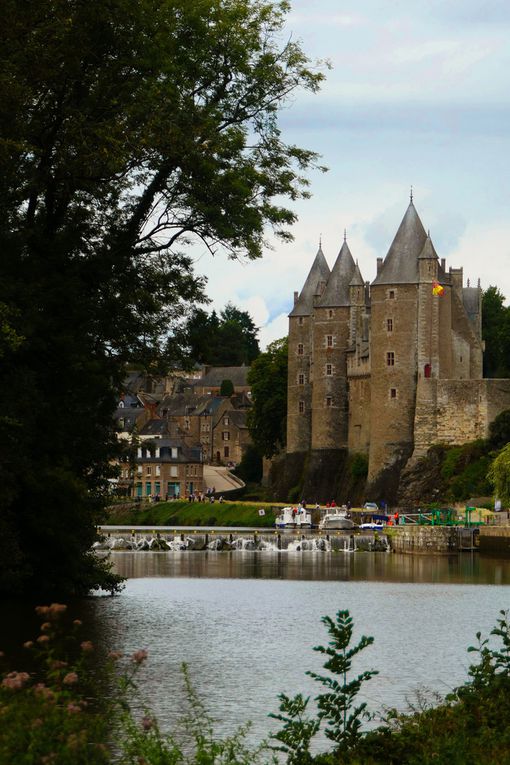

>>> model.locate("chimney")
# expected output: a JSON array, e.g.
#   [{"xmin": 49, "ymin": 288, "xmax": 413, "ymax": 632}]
[
  {"xmin": 294, "ymin": 291, "xmax": 298, "ymax": 305},
  {"xmin": 441, "ymin": 258, "xmax": 446, "ymax": 272},
  {"xmin": 376, "ymin": 257, "xmax": 383, "ymax": 274}
]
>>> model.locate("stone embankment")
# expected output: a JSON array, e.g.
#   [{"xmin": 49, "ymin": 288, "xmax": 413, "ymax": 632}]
[
  {"xmin": 387, "ymin": 525, "xmax": 479, "ymax": 553},
  {"xmin": 478, "ymin": 527, "xmax": 510, "ymax": 556}
]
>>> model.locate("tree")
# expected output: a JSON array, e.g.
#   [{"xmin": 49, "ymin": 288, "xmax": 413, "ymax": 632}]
[
  {"xmin": 488, "ymin": 410, "xmax": 510, "ymax": 450},
  {"xmin": 482, "ymin": 287, "xmax": 510, "ymax": 378},
  {"xmin": 219, "ymin": 379, "xmax": 234, "ymax": 396},
  {"xmin": 174, "ymin": 302, "xmax": 260, "ymax": 366},
  {"xmin": 247, "ymin": 337, "xmax": 288, "ymax": 458},
  {"xmin": 0, "ymin": 0, "xmax": 324, "ymax": 596},
  {"xmin": 488, "ymin": 444, "xmax": 510, "ymax": 506}
]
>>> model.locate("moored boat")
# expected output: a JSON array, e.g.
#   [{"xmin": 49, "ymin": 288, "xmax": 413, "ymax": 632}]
[
  {"xmin": 319, "ymin": 508, "xmax": 355, "ymax": 530},
  {"xmin": 275, "ymin": 506, "xmax": 312, "ymax": 529}
]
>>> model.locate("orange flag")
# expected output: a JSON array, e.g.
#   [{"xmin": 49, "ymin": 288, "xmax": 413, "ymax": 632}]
[{"xmin": 432, "ymin": 281, "xmax": 444, "ymax": 296}]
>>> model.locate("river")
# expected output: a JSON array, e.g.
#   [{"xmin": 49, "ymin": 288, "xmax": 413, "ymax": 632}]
[{"xmin": 6, "ymin": 550, "xmax": 510, "ymax": 750}]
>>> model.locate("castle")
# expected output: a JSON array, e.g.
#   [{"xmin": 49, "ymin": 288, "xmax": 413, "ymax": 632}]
[{"xmin": 286, "ymin": 197, "xmax": 510, "ymax": 499}]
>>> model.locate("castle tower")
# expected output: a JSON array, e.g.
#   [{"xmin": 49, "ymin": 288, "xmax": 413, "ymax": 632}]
[
  {"xmin": 311, "ymin": 238, "xmax": 357, "ymax": 450},
  {"xmin": 368, "ymin": 199, "xmax": 428, "ymax": 483},
  {"xmin": 287, "ymin": 244, "xmax": 330, "ymax": 453}
]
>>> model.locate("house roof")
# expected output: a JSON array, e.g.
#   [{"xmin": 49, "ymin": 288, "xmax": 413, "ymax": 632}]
[
  {"xmin": 193, "ymin": 366, "xmax": 250, "ymax": 387},
  {"xmin": 372, "ymin": 201, "xmax": 428, "ymax": 285},
  {"xmin": 318, "ymin": 241, "xmax": 357, "ymax": 307},
  {"xmin": 289, "ymin": 245, "xmax": 331, "ymax": 317}
]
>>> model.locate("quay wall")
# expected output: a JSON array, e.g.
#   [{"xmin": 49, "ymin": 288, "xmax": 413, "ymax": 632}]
[
  {"xmin": 479, "ymin": 527, "xmax": 510, "ymax": 556},
  {"xmin": 388, "ymin": 526, "xmax": 462, "ymax": 554}
]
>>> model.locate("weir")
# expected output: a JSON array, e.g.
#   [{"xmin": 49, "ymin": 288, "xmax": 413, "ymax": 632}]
[{"xmin": 94, "ymin": 526, "xmax": 389, "ymax": 553}]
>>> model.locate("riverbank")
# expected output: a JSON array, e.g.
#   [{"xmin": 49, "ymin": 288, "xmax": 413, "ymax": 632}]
[{"xmin": 105, "ymin": 499, "xmax": 281, "ymax": 528}]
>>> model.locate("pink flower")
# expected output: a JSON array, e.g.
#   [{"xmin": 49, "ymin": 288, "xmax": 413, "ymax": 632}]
[
  {"xmin": 141, "ymin": 716, "xmax": 154, "ymax": 731},
  {"xmin": 63, "ymin": 672, "xmax": 78, "ymax": 685},
  {"xmin": 41, "ymin": 622, "xmax": 52, "ymax": 632},
  {"xmin": 131, "ymin": 649, "xmax": 148, "ymax": 664},
  {"xmin": 73, "ymin": 619, "xmax": 82, "ymax": 627},
  {"xmin": 2, "ymin": 671, "xmax": 30, "ymax": 690},
  {"xmin": 107, "ymin": 650, "xmax": 123, "ymax": 661},
  {"xmin": 35, "ymin": 606, "xmax": 50, "ymax": 617},
  {"xmin": 66, "ymin": 702, "xmax": 81, "ymax": 714},
  {"xmin": 50, "ymin": 660, "xmax": 67, "ymax": 670},
  {"xmin": 23, "ymin": 641, "xmax": 34, "ymax": 649},
  {"xmin": 49, "ymin": 603, "xmax": 67, "ymax": 617},
  {"xmin": 37, "ymin": 634, "xmax": 50, "ymax": 644},
  {"xmin": 34, "ymin": 683, "xmax": 55, "ymax": 702},
  {"xmin": 80, "ymin": 640, "xmax": 94, "ymax": 653}
]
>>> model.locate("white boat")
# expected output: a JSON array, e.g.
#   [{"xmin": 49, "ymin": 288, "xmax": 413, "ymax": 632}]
[
  {"xmin": 275, "ymin": 506, "xmax": 312, "ymax": 529},
  {"xmin": 319, "ymin": 508, "xmax": 355, "ymax": 530}
]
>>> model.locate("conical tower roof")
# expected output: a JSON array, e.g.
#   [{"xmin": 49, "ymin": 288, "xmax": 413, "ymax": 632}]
[
  {"xmin": 418, "ymin": 233, "xmax": 438, "ymax": 260},
  {"xmin": 318, "ymin": 240, "xmax": 357, "ymax": 307},
  {"xmin": 289, "ymin": 245, "xmax": 330, "ymax": 317},
  {"xmin": 349, "ymin": 261, "xmax": 364, "ymax": 287},
  {"xmin": 372, "ymin": 201, "xmax": 428, "ymax": 285}
]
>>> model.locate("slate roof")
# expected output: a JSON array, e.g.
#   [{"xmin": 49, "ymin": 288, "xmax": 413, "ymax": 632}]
[
  {"xmin": 193, "ymin": 366, "xmax": 250, "ymax": 387},
  {"xmin": 138, "ymin": 419, "xmax": 174, "ymax": 437},
  {"xmin": 289, "ymin": 246, "xmax": 331, "ymax": 317},
  {"xmin": 372, "ymin": 201, "xmax": 428, "ymax": 285},
  {"xmin": 349, "ymin": 261, "xmax": 365, "ymax": 287},
  {"xmin": 462, "ymin": 287, "xmax": 481, "ymax": 326},
  {"xmin": 318, "ymin": 241, "xmax": 357, "ymax": 307},
  {"xmin": 137, "ymin": 437, "xmax": 202, "ymax": 463}
]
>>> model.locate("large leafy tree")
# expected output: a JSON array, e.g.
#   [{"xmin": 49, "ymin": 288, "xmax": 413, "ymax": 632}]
[
  {"xmin": 175, "ymin": 302, "xmax": 260, "ymax": 365},
  {"xmin": 0, "ymin": 0, "xmax": 324, "ymax": 596},
  {"xmin": 247, "ymin": 336, "xmax": 288, "ymax": 458},
  {"xmin": 482, "ymin": 287, "xmax": 510, "ymax": 378}
]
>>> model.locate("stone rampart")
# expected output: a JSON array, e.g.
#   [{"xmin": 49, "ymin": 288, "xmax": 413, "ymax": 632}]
[{"xmin": 388, "ymin": 526, "xmax": 460, "ymax": 554}]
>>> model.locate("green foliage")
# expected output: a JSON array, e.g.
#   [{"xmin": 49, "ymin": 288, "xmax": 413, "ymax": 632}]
[
  {"xmin": 173, "ymin": 303, "xmax": 260, "ymax": 367},
  {"xmin": 436, "ymin": 440, "xmax": 492, "ymax": 502},
  {"xmin": 482, "ymin": 287, "xmax": 510, "ymax": 378},
  {"xmin": 235, "ymin": 445, "xmax": 263, "ymax": 483},
  {"xmin": 220, "ymin": 379, "xmax": 235, "ymax": 396},
  {"xmin": 306, "ymin": 612, "xmax": 378, "ymax": 749},
  {"xmin": 348, "ymin": 453, "xmax": 368, "ymax": 481},
  {"xmin": 247, "ymin": 337, "xmax": 288, "ymax": 458},
  {"xmin": 270, "ymin": 693, "xmax": 319, "ymax": 765},
  {"xmin": 488, "ymin": 409, "xmax": 510, "ymax": 449},
  {"xmin": 0, "ymin": 0, "xmax": 324, "ymax": 595},
  {"xmin": 488, "ymin": 443, "xmax": 510, "ymax": 505}
]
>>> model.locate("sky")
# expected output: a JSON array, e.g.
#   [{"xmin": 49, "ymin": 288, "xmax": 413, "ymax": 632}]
[{"xmin": 192, "ymin": 0, "xmax": 510, "ymax": 349}]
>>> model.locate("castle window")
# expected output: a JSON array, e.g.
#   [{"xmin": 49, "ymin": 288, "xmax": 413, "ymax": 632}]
[
  {"xmin": 326, "ymin": 334, "xmax": 333, "ymax": 348},
  {"xmin": 298, "ymin": 317, "xmax": 304, "ymax": 325},
  {"xmin": 298, "ymin": 400, "xmax": 305, "ymax": 413},
  {"xmin": 297, "ymin": 343, "xmax": 304, "ymax": 356},
  {"xmin": 386, "ymin": 352, "xmax": 395, "ymax": 366},
  {"xmin": 224, "ymin": 446, "xmax": 230, "ymax": 458},
  {"xmin": 388, "ymin": 290, "xmax": 395, "ymax": 299},
  {"xmin": 386, "ymin": 318, "xmax": 393, "ymax": 332},
  {"xmin": 298, "ymin": 373, "xmax": 305, "ymax": 385},
  {"xmin": 390, "ymin": 388, "xmax": 397, "ymax": 399},
  {"xmin": 326, "ymin": 396, "xmax": 332, "ymax": 407},
  {"xmin": 328, "ymin": 309, "xmax": 334, "ymax": 319},
  {"xmin": 424, "ymin": 363, "xmax": 431, "ymax": 378},
  {"xmin": 326, "ymin": 364, "xmax": 333, "ymax": 376}
]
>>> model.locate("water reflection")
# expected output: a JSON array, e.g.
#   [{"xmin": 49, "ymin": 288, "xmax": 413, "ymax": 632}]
[{"xmin": 109, "ymin": 550, "xmax": 510, "ymax": 586}]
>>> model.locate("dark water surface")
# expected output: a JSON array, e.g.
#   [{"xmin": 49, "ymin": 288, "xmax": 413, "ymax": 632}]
[{"xmin": 7, "ymin": 551, "xmax": 510, "ymax": 748}]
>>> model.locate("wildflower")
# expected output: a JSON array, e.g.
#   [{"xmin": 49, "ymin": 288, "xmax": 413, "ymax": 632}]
[
  {"xmin": 49, "ymin": 603, "xmax": 67, "ymax": 617},
  {"xmin": 23, "ymin": 641, "xmax": 34, "ymax": 649},
  {"xmin": 41, "ymin": 622, "xmax": 52, "ymax": 632},
  {"xmin": 141, "ymin": 716, "xmax": 154, "ymax": 731},
  {"xmin": 2, "ymin": 671, "xmax": 30, "ymax": 690},
  {"xmin": 80, "ymin": 640, "xmax": 94, "ymax": 653},
  {"xmin": 50, "ymin": 660, "xmax": 67, "ymax": 670},
  {"xmin": 73, "ymin": 619, "xmax": 82, "ymax": 627},
  {"xmin": 35, "ymin": 606, "xmax": 50, "ymax": 617},
  {"xmin": 107, "ymin": 650, "xmax": 123, "ymax": 661},
  {"xmin": 37, "ymin": 635, "xmax": 50, "ymax": 644},
  {"xmin": 63, "ymin": 672, "xmax": 78, "ymax": 685},
  {"xmin": 131, "ymin": 649, "xmax": 148, "ymax": 664},
  {"xmin": 66, "ymin": 702, "xmax": 81, "ymax": 714},
  {"xmin": 34, "ymin": 683, "xmax": 55, "ymax": 702}
]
